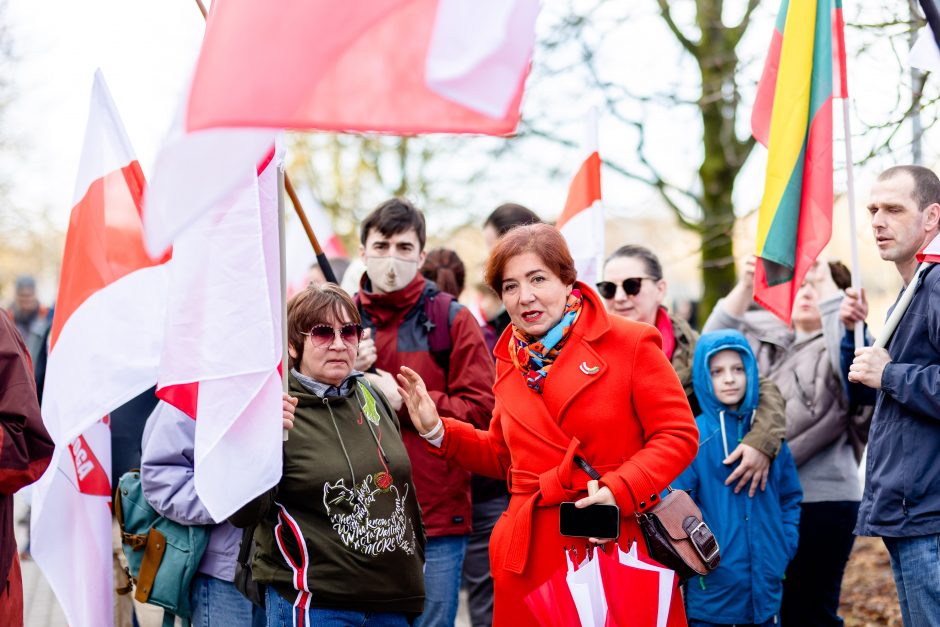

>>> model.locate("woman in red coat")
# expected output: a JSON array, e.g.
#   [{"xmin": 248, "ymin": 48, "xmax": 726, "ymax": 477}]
[{"xmin": 397, "ymin": 224, "xmax": 698, "ymax": 626}]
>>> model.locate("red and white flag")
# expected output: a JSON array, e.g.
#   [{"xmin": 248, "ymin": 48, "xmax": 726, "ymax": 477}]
[
  {"xmin": 918, "ymin": 234, "xmax": 940, "ymax": 263},
  {"xmin": 31, "ymin": 70, "xmax": 171, "ymax": 627},
  {"xmin": 558, "ymin": 112, "xmax": 603, "ymax": 287},
  {"xmin": 156, "ymin": 150, "xmax": 284, "ymax": 521},
  {"xmin": 185, "ymin": 0, "xmax": 539, "ymax": 136},
  {"xmin": 286, "ymin": 186, "xmax": 347, "ymax": 298}
]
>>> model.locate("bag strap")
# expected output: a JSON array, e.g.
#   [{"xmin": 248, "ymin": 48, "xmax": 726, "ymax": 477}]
[
  {"xmin": 237, "ymin": 524, "xmax": 256, "ymax": 568},
  {"xmin": 134, "ymin": 527, "xmax": 167, "ymax": 604}
]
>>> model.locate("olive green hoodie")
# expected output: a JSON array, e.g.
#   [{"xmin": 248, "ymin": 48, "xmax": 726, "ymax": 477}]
[{"xmin": 231, "ymin": 374, "xmax": 425, "ymax": 614}]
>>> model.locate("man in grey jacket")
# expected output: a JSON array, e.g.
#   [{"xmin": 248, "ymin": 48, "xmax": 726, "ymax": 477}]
[
  {"xmin": 843, "ymin": 165, "xmax": 940, "ymax": 626},
  {"xmin": 140, "ymin": 399, "xmax": 296, "ymax": 627}
]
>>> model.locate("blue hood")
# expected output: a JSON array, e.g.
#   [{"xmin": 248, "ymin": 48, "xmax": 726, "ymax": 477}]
[{"xmin": 692, "ymin": 329, "xmax": 760, "ymax": 422}]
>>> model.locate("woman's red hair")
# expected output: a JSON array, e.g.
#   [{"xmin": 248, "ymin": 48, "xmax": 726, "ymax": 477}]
[{"xmin": 484, "ymin": 223, "xmax": 577, "ymax": 295}]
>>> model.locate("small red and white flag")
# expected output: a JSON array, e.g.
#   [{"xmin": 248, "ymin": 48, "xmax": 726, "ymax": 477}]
[
  {"xmin": 557, "ymin": 111, "xmax": 603, "ymax": 287},
  {"xmin": 31, "ymin": 70, "xmax": 171, "ymax": 627},
  {"xmin": 286, "ymin": 185, "xmax": 347, "ymax": 298},
  {"xmin": 185, "ymin": 0, "xmax": 539, "ymax": 136},
  {"xmin": 918, "ymin": 234, "xmax": 940, "ymax": 263}
]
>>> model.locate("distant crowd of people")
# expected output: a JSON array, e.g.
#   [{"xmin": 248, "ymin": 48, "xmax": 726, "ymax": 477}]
[{"xmin": 1, "ymin": 163, "xmax": 939, "ymax": 627}]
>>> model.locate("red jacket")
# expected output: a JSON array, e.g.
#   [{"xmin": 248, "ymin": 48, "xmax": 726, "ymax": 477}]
[
  {"xmin": 431, "ymin": 284, "xmax": 698, "ymax": 626},
  {"xmin": 358, "ymin": 274, "xmax": 495, "ymax": 536},
  {"xmin": 0, "ymin": 313, "xmax": 53, "ymax": 625}
]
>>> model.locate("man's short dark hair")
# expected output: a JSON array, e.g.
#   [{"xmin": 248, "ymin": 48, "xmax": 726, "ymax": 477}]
[
  {"xmin": 483, "ymin": 203, "xmax": 542, "ymax": 237},
  {"xmin": 878, "ymin": 165, "xmax": 940, "ymax": 211},
  {"xmin": 360, "ymin": 198, "xmax": 426, "ymax": 250}
]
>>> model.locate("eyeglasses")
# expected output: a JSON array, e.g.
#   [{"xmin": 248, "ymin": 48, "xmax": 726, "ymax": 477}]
[
  {"xmin": 595, "ymin": 277, "xmax": 657, "ymax": 299},
  {"xmin": 301, "ymin": 324, "xmax": 363, "ymax": 347}
]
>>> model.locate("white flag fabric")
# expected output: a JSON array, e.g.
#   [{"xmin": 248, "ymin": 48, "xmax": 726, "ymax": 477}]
[
  {"xmin": 32, "ymin": 70, "xmax": 170, "ymax": 627},
  {"xmin": 143, "ymin": 87, "xmax": 275, "ymax": 258},
  {"xmin": 156, "ymin": 152, "xmax": 284, "ymax": 522}
]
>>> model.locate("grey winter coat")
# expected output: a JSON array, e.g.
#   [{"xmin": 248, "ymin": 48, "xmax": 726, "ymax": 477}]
[{"xmin": 704, "ymin": 295, "xmax": 872, "ymax": 502}]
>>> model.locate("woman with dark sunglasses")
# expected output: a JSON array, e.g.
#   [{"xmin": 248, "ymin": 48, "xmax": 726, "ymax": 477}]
[
  {"xmin": 599, "ymin": 245, "xmax": 788, "ymax": 498},
  {"xmin": 230, "ymin": 283, "xmax": 425, "ymax": 627}
]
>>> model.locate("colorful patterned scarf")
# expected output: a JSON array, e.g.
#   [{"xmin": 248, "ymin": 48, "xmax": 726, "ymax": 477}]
[{"xmin": 509, "ymin": 289, "xmax": 583, "ymax": 394}]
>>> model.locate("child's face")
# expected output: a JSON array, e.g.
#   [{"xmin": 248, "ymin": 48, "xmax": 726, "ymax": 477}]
[{"xmin": 709, "ymin": 349, "xmax": 747, "ymax": 407}]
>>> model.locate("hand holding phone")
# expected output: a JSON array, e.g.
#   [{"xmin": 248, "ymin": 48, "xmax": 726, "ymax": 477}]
[
  {"xmin": 559, "ymin": 502, "xmax": 620, "ymax": 540},
  {"xmin": 560, "ymin": 481, "xmax": 620, "ymax": 541}
]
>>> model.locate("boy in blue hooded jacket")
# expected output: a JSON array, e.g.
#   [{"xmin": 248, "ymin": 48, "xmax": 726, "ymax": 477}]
[{"xmin": 674, "ymin": 329, "xmax": 802, "ymax": 627}]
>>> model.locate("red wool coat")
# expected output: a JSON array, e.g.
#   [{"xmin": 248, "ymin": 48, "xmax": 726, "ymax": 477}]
[{"xmin": 432, "ymin": 284, "xmax": 698, "ymax": 626}]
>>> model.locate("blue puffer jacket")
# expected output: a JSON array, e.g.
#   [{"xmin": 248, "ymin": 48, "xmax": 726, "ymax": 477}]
[{"xmin": 674, "ymin": 330, "xmax": 802, "ymax": 624}]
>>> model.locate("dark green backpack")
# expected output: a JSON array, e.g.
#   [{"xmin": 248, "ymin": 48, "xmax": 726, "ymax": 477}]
[{"xmin": 115, "ymin": 469, "xmax": 211, "ymax": 627}]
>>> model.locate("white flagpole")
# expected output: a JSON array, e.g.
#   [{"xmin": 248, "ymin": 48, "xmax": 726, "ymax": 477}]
[
  {"xmin": 587, "ymin": 106, "xmax": 603, "ymax": 282},
  {"xmin": 874, "ymin": 262, "xmax": 929, "ymax": 349},
  {"xmin": 279, "ymin": 166, "xmax": 290, "ymax": 441},
  {"xmin": 842, "ymin": 97, "xmax": 864, "ymax": 350}
]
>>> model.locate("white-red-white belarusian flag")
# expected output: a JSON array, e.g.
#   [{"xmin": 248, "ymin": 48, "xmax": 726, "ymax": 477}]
[
  {"xmin": 286, "ymin": 185, "xmax": 348, "ymax": 298},
  {"xmin": 186, "ymin": 0, "xmax": 539, "ymax": 135},
  {"xmin": 557, "ymin": 121, "xmax": 603, "ymax": 287},
  {"xmin": 31, "ymin": 70, "xmax": 171, "ymax": 627},
  {"xmin": 918, "ymin": 234, "xmax": 940, "ymax": 263},
  {"xmin": 155, "ymin": 150, "xmax": 284, "ymax": 522}
]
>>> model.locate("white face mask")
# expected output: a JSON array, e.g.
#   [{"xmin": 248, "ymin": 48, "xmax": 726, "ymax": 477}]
[{"xmin": 365, "ymin": 256, "xmax": 419, "ymax": 293}]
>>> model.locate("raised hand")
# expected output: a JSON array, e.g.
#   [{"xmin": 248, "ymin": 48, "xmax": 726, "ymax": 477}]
[
  {"xmin": 396, "ymin": 366, "xmax": 441, "ymax": 435},
  {"xmin": 840, "ymin": 287, "xmax": 868, "ymax": 331},
  {"xmin": 355, "ymin": 328, "xmax": 377, "ymax": 371}
]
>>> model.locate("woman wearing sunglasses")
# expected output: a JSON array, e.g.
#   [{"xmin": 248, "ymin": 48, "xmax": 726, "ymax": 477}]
[
  {"xmin": 230, "ymin": 283, "xmax": 425, "ymax": 627},
  {"xmin": 598, "ymin": 245, "xmax": 787, "ymax": 497},
  {"xmin": 396, "ymin": 224, "xmax": 698, "ymax": 626}
]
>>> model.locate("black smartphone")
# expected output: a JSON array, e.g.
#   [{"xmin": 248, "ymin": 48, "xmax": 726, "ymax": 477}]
[{"xmin": 559, "ymin": 502, "xmax": 620, "ymax": 539}]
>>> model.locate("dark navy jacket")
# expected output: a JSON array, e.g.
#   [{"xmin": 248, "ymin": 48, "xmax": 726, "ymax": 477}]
[
  {"xmin": 845, "ymin": 264, "xmax": 940, "ymax": 538},
  {"xmin": 675, "ymin": 330, "xmax": 802, "ymax": 624}
]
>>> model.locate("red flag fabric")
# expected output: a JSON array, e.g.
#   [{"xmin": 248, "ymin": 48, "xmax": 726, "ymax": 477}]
[
  {"xmin": 524, "ymin": 558, "xmax": 584, "ymax": 627},
  {"xmin": 558, "ymin": 151, "xmax": 603, "ymax": 286},
  {"xmin": 918, "ymin": 234, "xmax": 940, "ymax": 263},
  {"xmin": 185, "ymin": 0, "xmax": 539, "ymax": 135}
]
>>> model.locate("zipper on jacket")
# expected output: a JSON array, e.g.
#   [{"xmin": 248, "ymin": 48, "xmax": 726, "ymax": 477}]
[{"xmin": 902, "ymin": 497, "xmax": 909, "ymax": 516}]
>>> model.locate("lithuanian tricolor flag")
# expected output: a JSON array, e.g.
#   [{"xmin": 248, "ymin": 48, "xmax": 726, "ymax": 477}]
[{"xmin": 751, "ymin": 0, "xmax": 847, "ymax": 323}]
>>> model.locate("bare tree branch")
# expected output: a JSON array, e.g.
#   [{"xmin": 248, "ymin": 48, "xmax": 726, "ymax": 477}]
[
  {"xmin": 656, "ymin": 0, "xmax": 699, "ymax": 55},
  {"xmin": 728, "ymin": 0, "xmax": 762, "ymax": 47}
]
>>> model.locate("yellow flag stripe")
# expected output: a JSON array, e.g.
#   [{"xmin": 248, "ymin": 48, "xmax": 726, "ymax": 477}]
[{"xmin": 755, "ymin": 0, "xmax": 818, "ymax": 251}]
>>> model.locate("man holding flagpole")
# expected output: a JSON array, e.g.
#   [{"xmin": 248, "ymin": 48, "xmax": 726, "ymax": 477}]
[{"xmin": 843, "ymin": 165, "xmax": 940, "ymax": 625}]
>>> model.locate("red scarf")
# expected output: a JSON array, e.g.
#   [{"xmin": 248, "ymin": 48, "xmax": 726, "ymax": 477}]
[{"xmin": 654, "ymin": 306, "xmax": 676, "ymax": 361}]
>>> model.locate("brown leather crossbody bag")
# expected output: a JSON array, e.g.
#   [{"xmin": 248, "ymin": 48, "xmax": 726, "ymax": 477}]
[
  {"xmin": 573, "ymin": 455, "xmax": 719, "ymax": 581},
  {"xmin": 636, "ymin": 487, "xmax": 720, "ymax": 580}
]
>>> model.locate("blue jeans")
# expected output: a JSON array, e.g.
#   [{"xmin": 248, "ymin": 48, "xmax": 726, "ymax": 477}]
[
  {"xmin": 688, "ymin": 620, "xmax": 777, "ymax": 627},
  {"xmin": 883, "ymin": 534, "xmax": 940, "ymax": 627},
  {"xmin": 414, "ymin": 535, "xmax": 469, "ymax": 627},
  {"xmin": 265, "ymin": 587, "xmax": 410, "ymax": 627},
  {"xmin": 190, "ymin": 574, "xmax": 265, "ymax": 627}
]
